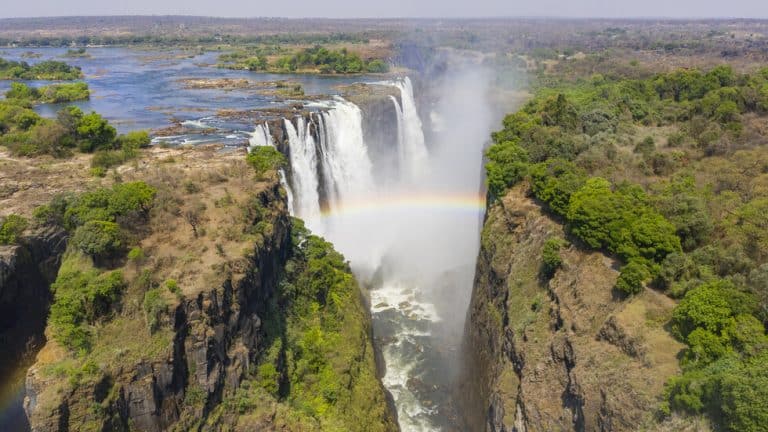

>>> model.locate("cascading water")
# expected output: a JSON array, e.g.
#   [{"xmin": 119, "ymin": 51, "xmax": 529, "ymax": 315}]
[
  {"xmin": 392, "ymin": 77, "xmax": 429, "ymax": 181},
  {"xmin": 278, "ymin": 72, "xmax": 491, "ymax": 431},
  {"xmin": 283, "ymin": 117, "xmax": 322, "ymax": 228}
]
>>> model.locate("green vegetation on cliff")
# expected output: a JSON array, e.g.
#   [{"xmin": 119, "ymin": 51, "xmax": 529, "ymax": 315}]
[
  {"xmin": 0, "ymin": 214, "xmax": 28, "ymax": 245},
  {"xmin": 208, "ymin": 218, "xmax": 396, "ymax": 431},
  {"xmin": 487, "ymin": 64, "xmax": 768, "ymax": 430},
  {"xmin": 39, "ymin": 182, "xmax": 156, "ymax": 352},
  {"xmin": 0, "ymin": 58, "xmax": 83, "ymax": 80}
]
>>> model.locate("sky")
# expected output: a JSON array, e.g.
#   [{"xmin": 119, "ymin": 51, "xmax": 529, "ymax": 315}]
[{"xmin": 1, "ymin": 0, "xmax": 767, "ymax": 19}]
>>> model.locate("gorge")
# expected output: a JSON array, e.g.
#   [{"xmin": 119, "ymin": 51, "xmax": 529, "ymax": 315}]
[{"xmin": 5, "ymin": 20, "xmax": 766, "ymax": 430}]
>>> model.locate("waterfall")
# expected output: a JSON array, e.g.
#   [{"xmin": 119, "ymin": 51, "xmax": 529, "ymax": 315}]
[
  {"xmin": 248, "ymin": 123, "xmax": 273, "ymax": 149},
  {"xmin": 320, "ymin": 97, "xmax": 375, "ymax": 207},
  {"xmin": 277, "ymin": 82, "xmax": 459, "ymax": 430},
  {"xmin": 283, "ymin": 118, "xmax": 322, "ymax": 228},
  {"xmin": 389, "ymin": 95, "xmax": 407, "ymax": 177},
  {"xmin": 393, "ymin": 77, "xmax": 429, "ymax": 180}
]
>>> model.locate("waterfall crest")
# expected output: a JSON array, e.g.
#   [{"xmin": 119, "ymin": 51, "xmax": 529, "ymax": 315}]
[{"xmin": 393, "ymin": 77, "xmax": 429, "ymax": 181}]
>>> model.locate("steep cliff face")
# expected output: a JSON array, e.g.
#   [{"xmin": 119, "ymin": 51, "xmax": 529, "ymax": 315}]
[
  {"xmin": 22, "ymin": 147, "xmax": 396, "ymax": 432},
  {"xmin": 461, "ymin": 185, "xmax": 685, "ymax": 432},
  {"xmin": 0, "ymin": 229, "xmax": 67, "ymax": 430}
]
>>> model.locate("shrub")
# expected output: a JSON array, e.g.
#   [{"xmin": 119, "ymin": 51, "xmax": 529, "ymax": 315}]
[
  {"xmin": 142, "ymin": 288, "xmax": 168, "ymax": 333},
  {"xmin": 615, "ymin": 259, "xmax": 651, "ymax": 295},
  {"xmin": 165, "ymin": 279, "xmax": 179, "ymax": 294},
  {"xmin": 76, "ymin": 111, "xmax": 117, "ymax": 152},
  {"xmin": 108, "ymin": 182, "xmax": 156, "ymax": 217},
  {"xmin": 541, "ymin": 237, "xmax": 565, "ymax": 278},
  {"xmin": 247, "ymin": 146, "xmax": 287, "ymax": 177},
  {"xmin": 257, "ymin": 363, "xmax": 280, "ymax": 396},
  {"xmin": 485, "ymin": 140, "xmax": 529, "ymax": 200},
  {"xmin": 366, "ymin": 59, "xmax": 389, "ymax": 73},
  {"xmin": 115, "ymin": 130, "xmax": 151, "ymax": 152},
  {"xmin": 671, "ymin": 279, "xmax": 755, "ymax": 340},
  {"xmin": 49, "ymin": 266, "xmax": 124, "ymax": 353},
  {"xmin": 529, "ymin": 159, "xmax": 587, "ymax": 216},
  {"xmin": 71, "ymin": 220, "xmax": 123, "ymax": 260},
  {"xmin": 127, "ymin": 247, "xmax": 145, "ymax": 262},
  {"xmin": 0, "ymin": 214, "xmax": 28, "ymax": 245},
  {"xmin": 566, "ymin": 177, "xmax": 680, "ymax": 262}
]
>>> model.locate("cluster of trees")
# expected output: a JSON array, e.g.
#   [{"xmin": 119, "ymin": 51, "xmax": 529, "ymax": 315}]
[
  {"xmin": 0, "ymin": 99, "xmax": 150, "ymax": 161},
  {"xmin": 5, "ymin": 81, "xmax": 90, "ymax": 103},
  {"xmin": 0, "ymin": 58, "xmax": 82, "ymax": 80},
  {"xmin": 487, "ymin": 64, "xmax": 768, "ymax": 429},
  {"xmin": 221, "ymin": 45, "xmax": 389, "ymax": 74},
  {"xmin": 38, "ymin": 182, "xmax": 157, "ymax": 352}
]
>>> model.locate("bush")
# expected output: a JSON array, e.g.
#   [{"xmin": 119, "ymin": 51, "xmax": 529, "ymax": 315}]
[
  {"xmin": 0, "ymin": 214, "xmax": 28, "ymax": 245},
  {"xmin": 671, "ymin": 279, "xmax": 756, "ymax": 340},
  {"xmin": 165, "ymin": 279, "xmax": 179, "ymax": 294},
  {"xmin": 76, "ymin": 111, "xmax": 117, "ymax": 152},
  {"xmin": 247, "ymin": 146, "xmax": 287, "ymax": 177},
  {"xmin": 127, "ymin": 247, "xmax": 145, "ymax": 262},
  {"xmin": 485, "ymin": 140, "xmax": 529, "ymax": 200},
  {"xmin": 142, "ymin": 288, "xmax": 168, "ymax": 333},
  {"xmin": 615, "ymin": 259, "xmax": 651, "ymax": 295},
  {"xmin": 71, "ymin": 220, "xmax": 123, "ymax": 260},
  {"xmin": 541, "ymin": 237, "xmax": 565, "ymax": 278},
  {"xmin": 115, "ymin": 130, "xmax": 151, "ymax": 152},
  {"xmin": 566, "ymin": 177, "xmax": 680, "ymax": 262},
  {"xmin": 366, "ymin": 59, "xmax": 389, "ymax": 73},
  {"xmin": 49, "ymin": 265, "xmax": 124, "ymax": 353},
  {"xmin": 529, "ymin": 159, "xmax": 586, "ymax": 216}
]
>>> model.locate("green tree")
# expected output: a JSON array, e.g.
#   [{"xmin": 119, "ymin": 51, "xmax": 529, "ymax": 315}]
[
  {"xmin": 485, "ymin": 140, "xmax": 529, "ymax": 200},
  {"xmin": 0, "ymin": 214, "xmax": 28, "ymax": 245},
  {"xmin": 247, "ymin": 146, "xmax": 287, "ymax": 177},
  {"xmin": 71, "ymin": 220, "xmax": 123, "ymax": 260},
  {"xmin": 541, "ymin": 237, "xmax": 565, "ymax": 278},
  {"xmin": 615, "ymin": 259, "xmax": 651, "ymax": 295},
  {"xmin": 76, "ymin": 111, "xmax": 116, "ymax": 152}
]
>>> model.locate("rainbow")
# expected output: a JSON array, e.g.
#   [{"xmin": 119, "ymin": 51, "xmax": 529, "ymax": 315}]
[{"xmin": 319, "ymin": 192, "xmax": 487, "ymax": 218}]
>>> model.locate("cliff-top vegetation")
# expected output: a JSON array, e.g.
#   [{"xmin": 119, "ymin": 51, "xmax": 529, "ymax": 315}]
[{"xmin": 486, "ymin": 61, "xmax": 768, "ymax": 431}]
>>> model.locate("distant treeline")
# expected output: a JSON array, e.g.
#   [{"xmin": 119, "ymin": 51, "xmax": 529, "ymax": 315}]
[{"xmin": 0, "ymin": 32, "xmax": 371, "ymax": 48}]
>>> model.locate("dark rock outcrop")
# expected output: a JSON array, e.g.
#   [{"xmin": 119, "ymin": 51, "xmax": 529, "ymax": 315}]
[{"xmin": 0, "ymin": 228, "xmax": 67, "ymax": 431}]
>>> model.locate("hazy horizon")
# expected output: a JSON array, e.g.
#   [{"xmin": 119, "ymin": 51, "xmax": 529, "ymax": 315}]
[{"xmin": 1, "ymin": 0, "xmax": 767, "ymax": 19}]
